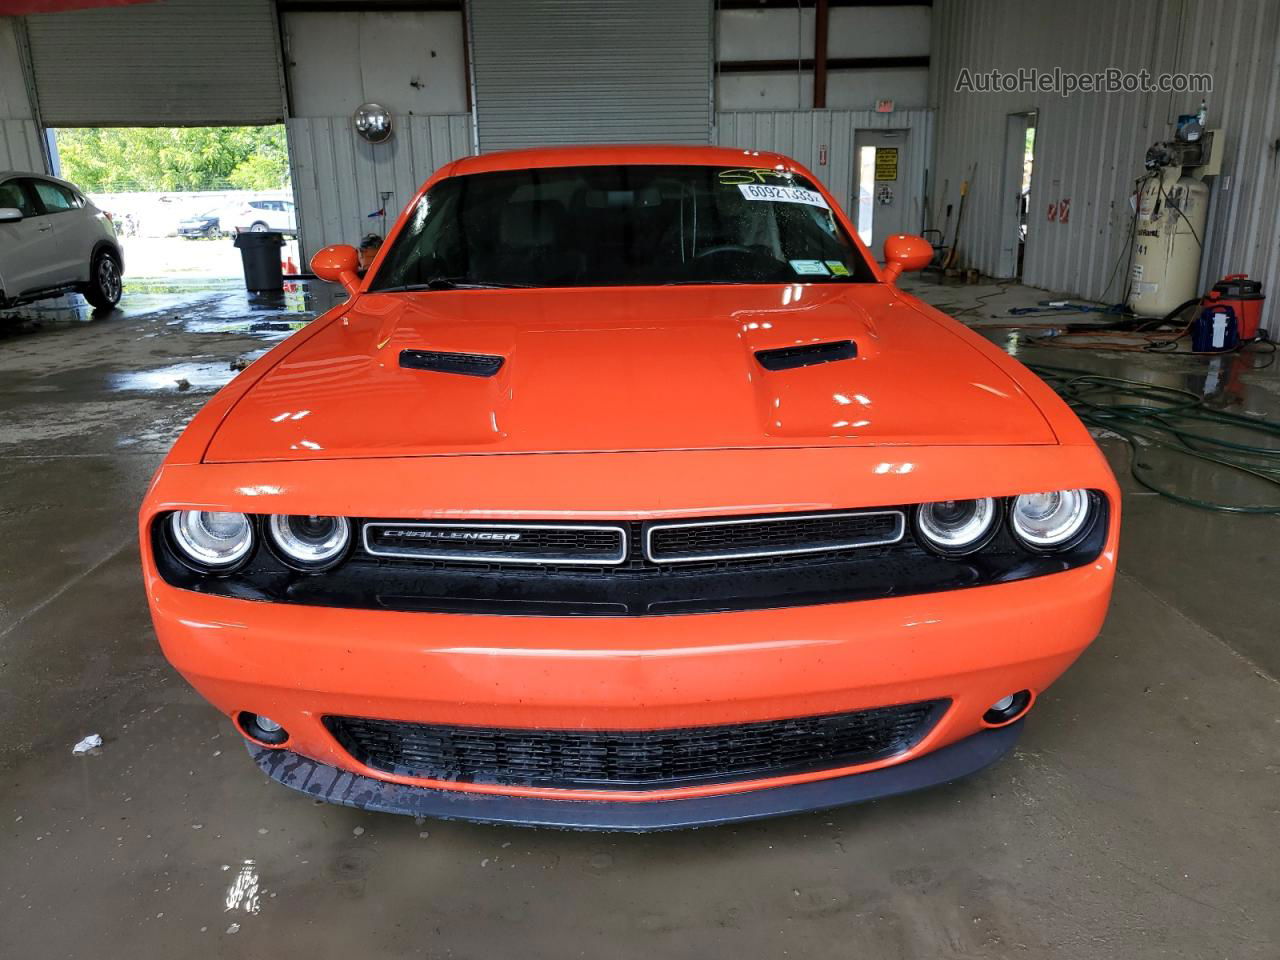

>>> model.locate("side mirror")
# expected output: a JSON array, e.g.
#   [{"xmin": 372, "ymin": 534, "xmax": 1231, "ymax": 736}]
[
  {"xmin": 882, "ymin": 234, "xmax": 934, "ymax": 284},
  {"xmin": 0, "ymin": 207, "xmax": 24, "ymax": 223},
  {"xmin": 310, "ymin": 244, "xmax": 361, "ymax": 296}
]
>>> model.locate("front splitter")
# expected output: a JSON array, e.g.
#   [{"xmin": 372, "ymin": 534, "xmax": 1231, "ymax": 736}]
[{"xmin": 248, "ymin": 721, "xmax": 1023, "ymax": 831}]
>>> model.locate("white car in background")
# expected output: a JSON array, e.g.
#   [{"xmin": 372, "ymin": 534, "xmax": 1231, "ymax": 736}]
[
  {"xmin": 0, "ymin": 171, "xmax": 123, "ymax": 312},
  {"xmin": 230, "ymin": 198, "xmax": 297, "ymax": 236}
]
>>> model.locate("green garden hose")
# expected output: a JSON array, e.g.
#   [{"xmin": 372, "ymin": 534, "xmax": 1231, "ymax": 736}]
[{"xmin": 1028, "ymin": 364, "xmax": 1280, "ymax": 514}]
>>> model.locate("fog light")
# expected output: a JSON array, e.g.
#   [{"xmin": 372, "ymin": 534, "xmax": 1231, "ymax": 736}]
[
  {"xmin": 983, "ymin": 690, "xmax": 1032, "ymax": 726},
  {"xmin": 238, "ymin": 711, "xmax": 288, "ymax": 746}
]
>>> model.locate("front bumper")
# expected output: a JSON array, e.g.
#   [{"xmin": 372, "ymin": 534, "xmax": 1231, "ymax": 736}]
[
  {"xmin": 249, "ymin": 720, "xmax": 1023, "ymax": 831},
  {"xmin": 149, "ymin": 559, "xmax": 1109, "ymax": 806},
  {"xmin": 142, "ymin": 445, "xmax": 1118, "ymax": 819}
]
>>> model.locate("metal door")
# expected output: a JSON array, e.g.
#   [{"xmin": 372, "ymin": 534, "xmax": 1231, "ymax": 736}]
[
  {"xmin": 853, "ymin": 130, "xmax": 909, "ymax": 257},
  {"xmin": 468, "ymin": 0, "xmax": 713, "ymax": 152}
]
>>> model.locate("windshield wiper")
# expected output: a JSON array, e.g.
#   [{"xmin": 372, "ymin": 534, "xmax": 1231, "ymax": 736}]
[{"xmin": 376, "ymin": 277, "xmax": 534, "ymax": 292}]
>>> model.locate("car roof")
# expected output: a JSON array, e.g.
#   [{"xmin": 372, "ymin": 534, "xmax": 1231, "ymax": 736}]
[
  {"xmin": 0, "ymin": 170, "xmax": 84, "ymax": 192},
  {"xmin": 447, "ymin": 144, "xmax": 802, "ymax": 177}
]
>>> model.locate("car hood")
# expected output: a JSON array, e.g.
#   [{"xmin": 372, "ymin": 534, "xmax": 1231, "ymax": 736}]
[{"xmin": 203, "ymin": 285, "xmax": 1056, "ymax": 463}]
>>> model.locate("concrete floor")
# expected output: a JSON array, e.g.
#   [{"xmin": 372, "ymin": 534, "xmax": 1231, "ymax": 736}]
[{"xmin": 1, "ymin": 276, "xmax": 1277, "ymax": 958}]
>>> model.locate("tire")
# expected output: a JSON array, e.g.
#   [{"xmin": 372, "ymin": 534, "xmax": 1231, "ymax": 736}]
[
  {"xmin": 250, "ymin": 221, "xmax": 269, "ymax": 233},
  {"xmin": 83, "ymin": 249, "xmax": 123, "ymax": 311}
]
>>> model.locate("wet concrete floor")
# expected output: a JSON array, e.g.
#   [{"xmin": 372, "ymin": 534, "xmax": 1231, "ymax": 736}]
[{"xmin": 1, "ymin": 276, "xmax": 1277, "ymax": 958}]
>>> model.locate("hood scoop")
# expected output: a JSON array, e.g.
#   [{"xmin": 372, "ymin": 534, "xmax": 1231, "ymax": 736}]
[
  {"xmin": 400, "ymin": 349, "xmax": 505, "ymax": 378},
  {"xmin": 755, "ymin": 339, "xmax": 857, "ymax": 371}
]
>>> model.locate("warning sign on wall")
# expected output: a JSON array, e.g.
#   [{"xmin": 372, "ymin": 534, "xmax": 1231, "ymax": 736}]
[{"xmin": 874, "ymin": 148, "xmax": 899, "ymax": 182}]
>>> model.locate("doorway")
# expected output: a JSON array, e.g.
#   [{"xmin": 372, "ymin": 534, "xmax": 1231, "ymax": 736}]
[
  {"xmin": 998, "ymin": 111, "xmax": 1037, "ymax": 278},
  {"xmin": 854, "ymin": 130, "xmax": 909, "ymax": 255},
  {"xmin": 48, "ymin": 125, "xmax": 298, "ymax": 283}
]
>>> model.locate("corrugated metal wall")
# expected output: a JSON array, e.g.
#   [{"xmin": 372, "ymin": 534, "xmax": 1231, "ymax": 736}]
[
  {"xmin": 287, "ymin": 114, "xmax": 472, "ymax": 260},
  {"xmin": 469, "ymin": 0, "xmax": 713, "ymax": 151},
  {"xmin": 930, "ymin": 0, "xmax": 1280, "ymax": 313},
  {"xmin": 715, "ymin": 109, "xmax": 935, "ymax": 225},
  {"xmin": 0, "ymin": 120, "xmax": 45, "ymax": 173},
  {"xmin": 24, "ymin": 0, "xmax": 284, "ymax": 126}
]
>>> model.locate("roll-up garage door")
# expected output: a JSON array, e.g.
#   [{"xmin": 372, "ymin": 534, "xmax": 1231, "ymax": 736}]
[
  {"xmin": 468, "ymin": 0, "xmax": 712, "ymax": 152},
  {"xmin": 24, "ymin": 0, "xmax": 283, "ymax": 127}
]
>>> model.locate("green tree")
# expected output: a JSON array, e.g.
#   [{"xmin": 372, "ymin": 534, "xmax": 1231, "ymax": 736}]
[
  {"xmin": 56, "ymin": 126, "xmax": 290, "ymax": 192},
  {"xmin": 228, "ymin": 148, "xmax": 290, "ymax": 191}
]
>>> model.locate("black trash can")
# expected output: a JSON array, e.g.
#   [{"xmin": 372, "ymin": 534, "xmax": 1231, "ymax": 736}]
[{"xmin": 234, "ymin": 231, "xmax": 285, "ymax": 292}]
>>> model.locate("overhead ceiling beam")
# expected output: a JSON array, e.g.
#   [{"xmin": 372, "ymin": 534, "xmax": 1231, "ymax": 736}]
[
  {"xmin": 717, "ymin": 0, "xmax": 931, "ymax": 9},
  {"xmin": 277, "ymin": 1, "xmax": 463, "ymax": 11},
  {"xmin": 718, "ymin": 55, "xmax": 929, "ymax": 74}
]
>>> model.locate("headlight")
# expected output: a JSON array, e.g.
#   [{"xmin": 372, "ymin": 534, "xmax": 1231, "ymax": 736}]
[
  {"xmin": 169, "ymin": 511, "xmax": 253, "ymax": 568},
  {"xmin": 1011, "ymin": 489, "xmax": 1091, "ymax": 547},
  {"xmin": 267, "ymin": 515, "xmax": 350, "ymax": 568},
  {"xmin": 915, "ymin": 498, "xmax": 998, "ymax": 554}
]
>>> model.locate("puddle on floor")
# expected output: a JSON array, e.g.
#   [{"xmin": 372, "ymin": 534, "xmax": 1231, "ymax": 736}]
[{"xmin": 108, "ymin": 353, "xmax": 268, "ymax": 394}]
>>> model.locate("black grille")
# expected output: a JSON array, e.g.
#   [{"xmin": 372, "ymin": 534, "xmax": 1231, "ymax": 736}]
[
  {"xmin": 646, "ymin": 511, "xmax": 901, "ymax": 563},
  {"xmin": 364, "ymin": 522, "xmax": 626, "ymax": 565},
  {"xmin": 323, "ymin": 701, "xmax": 946, "ymax": 790},
  {"xmin": 399, "ymin": 349, "xmax": 504, "ymax": 377},
  {"xmin": 153, "ymin": 496, "xmax": 1109, "ymax": 616},
  {"xmin": 755, "ymin": 340, "xmax": 857, "ymax": 371}
]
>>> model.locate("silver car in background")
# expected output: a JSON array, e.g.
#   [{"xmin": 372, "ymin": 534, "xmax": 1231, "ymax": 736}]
[{"xmin": 0, "ymin": 171, "xmax": 124, "ymax": 312}]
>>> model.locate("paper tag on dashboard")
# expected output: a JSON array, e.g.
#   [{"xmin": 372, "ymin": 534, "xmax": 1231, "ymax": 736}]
[
  {"xmin": 738, "ymin": 183, "xmax": 830, "ymax": 208},
  {"xmin": 789, "ymin": 260, "xmax": 831, "ymax": 276}
]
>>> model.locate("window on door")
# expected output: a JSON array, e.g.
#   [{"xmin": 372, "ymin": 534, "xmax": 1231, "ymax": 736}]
[
  {"xmin": 0, "ymin": 180, "xmax": 34, "ymax": 215},
  {"xmin": 31, "ymin": 180, "xmax": 79, "ymax": 214},
  {"xmin": 856, "ymin": 146, "xmax": 876, "ymax": 246}
]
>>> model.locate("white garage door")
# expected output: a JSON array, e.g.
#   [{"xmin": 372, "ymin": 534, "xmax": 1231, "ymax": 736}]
[
  {"xmin": 25, "ymin": 0, "xmax": 284, "ymax": 127},
  {"xmin": 468, "ymin": 0, "xmax": 713, "ymax": 152}
]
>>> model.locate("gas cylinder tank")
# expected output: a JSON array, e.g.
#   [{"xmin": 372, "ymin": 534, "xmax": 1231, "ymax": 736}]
[{"xmin": 1128, "ymin": 168, "xmax": 1210, "ymax": 317}]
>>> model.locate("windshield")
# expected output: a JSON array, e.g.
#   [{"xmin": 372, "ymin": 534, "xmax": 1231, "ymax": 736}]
[{"xmin": 369, "ymin": 164, "xmax": 875, "ymax": 290}]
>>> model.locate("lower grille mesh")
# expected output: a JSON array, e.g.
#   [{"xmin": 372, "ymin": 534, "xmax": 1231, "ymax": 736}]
[{"xmin": 324, "ymin": 700, "xmax": 946, "ymax": 790}]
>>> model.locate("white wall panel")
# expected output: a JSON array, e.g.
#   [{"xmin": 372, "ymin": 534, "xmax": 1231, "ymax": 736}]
[
  {"xmin": 283, "ymin": 10, "xmax": 467, "ymax": 118},
  {"xmin": 0, "ymin": 18, "xmax": 43, "ymax": 172},
  {"xmin": 718, "ymin": 8, "xmax": 814, "ymax": 61},
  {"xmin": 715, "ymin": 108, "xmax": 934, "ymax": 228},
  {"xmin": 717, "ymin": 3, "xmax": 930, "ymax": 111},
  {"xmin": 719, "ymin": 69, "xmax": 928, "ymax": 113},
  {"xmin": 828, "ymin": 5, "xmax": 930, "ymax": 59},
  {"xmin": 930, "ymin": 0, "xmax": 1280, "ymax": 315},
  {"xmin": 287, "ymin": 114, "xmax": 471, "ymax": 261},
  {"xmin": 0, "ymin": 119, "xmax": 45, "ymax": 173},
  {"xmin": 826, "ymin": 69, "xmax": 929, "ymax": 110},
  {"xmin": 0, "ymin": 18, "xmax": 33, "ymax": 121}
]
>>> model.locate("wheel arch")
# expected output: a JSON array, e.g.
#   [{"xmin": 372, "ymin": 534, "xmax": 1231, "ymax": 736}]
[{"xmin": 91, "ymin": 238, "xmax": 124, "ymax": 276}]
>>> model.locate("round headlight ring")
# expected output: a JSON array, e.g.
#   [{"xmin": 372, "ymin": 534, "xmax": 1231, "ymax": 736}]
[
  {"xmin": 915, "ymin": 497, "xmax": 999, "ymax": 555},
  {"xmin": 1011, "ymin": 489, "xmax": 1092, "ymax": 548},
  {"xmin": 267, "ymin": 514, "xmax": 351, "ymax": 569},
  {"xmin": 169, "ymin": 510, "xmax": 254, "ymax": 569}
]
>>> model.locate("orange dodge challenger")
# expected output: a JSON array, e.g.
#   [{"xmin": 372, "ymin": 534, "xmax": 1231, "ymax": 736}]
[{"xmin": 140, "ymin": 146, "xmax": 1119, "ymax": 830}]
